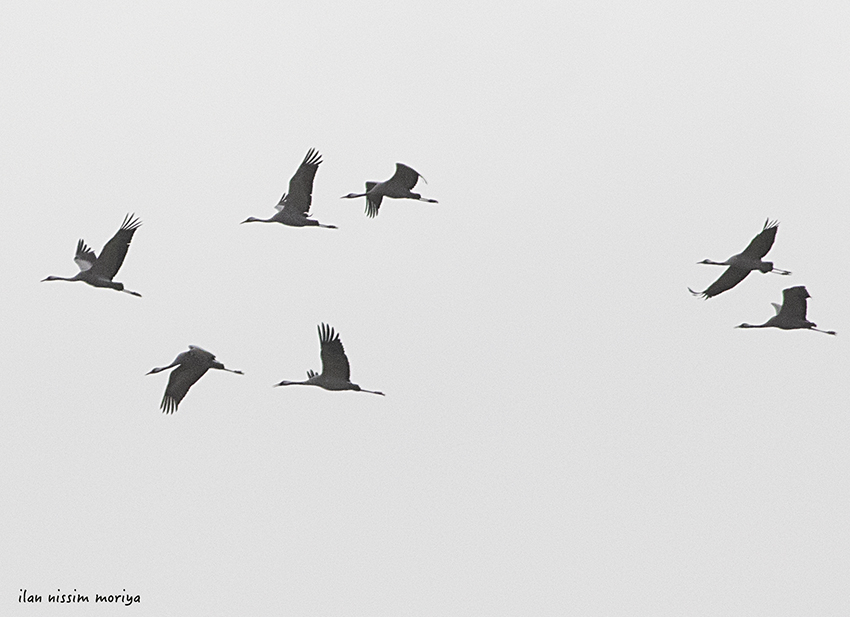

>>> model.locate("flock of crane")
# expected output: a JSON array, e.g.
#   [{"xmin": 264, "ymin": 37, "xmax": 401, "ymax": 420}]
[
  {"xmin": 41, "ymin": 149, "xmax": 836, "ymax": 411},
  {"xmin": 688, "ymin": 219, "xmax": 836, "ymax": 335},
  {"xmin": 42, "ymin": 150, "xmax": 434, "ymax": 412}
]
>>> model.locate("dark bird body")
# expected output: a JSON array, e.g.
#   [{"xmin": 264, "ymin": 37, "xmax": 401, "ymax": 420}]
[
  {"xmin": 241, "ymin": 148, "xmax": 337, "ymax": 228},
  {"xmin": 147, "ymin": 346, "xmax": 244, "ymax": 413},
  {"xmin": 341, "ymin": 163, "xmax": 437, "ymax": 218},
  {"xmin": 737, "ymin": 286, "xmax": 836, "ymax": 335},
  {"xmin": 689, "ymin": 219, "xmax": 791, "ymax": 299},
  {"xmin": 42, "ymin": 213, "xmax": 142, "ymax": 296},
  {"xmin": 275, "ymin": 324, "xmax": 384, "ymax": 395}
]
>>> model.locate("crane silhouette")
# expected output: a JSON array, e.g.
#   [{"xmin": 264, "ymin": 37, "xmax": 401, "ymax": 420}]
[
  {"xmin": 275, "ymin": 323, "xmax": 384, "ymax": 395},
  {"xmin": 241, "ymin": 148, "xmax": 337, "ymax": 228},
  {"xmin": 341, "ymin": 163, "xmax": 437, "ymax": 218},
  {"xmin": 147, "ymin": 345, "xmax": 244, "ymax": 413},
  {"xmin": 42, "ymin": 213, "xmax": 143, "ymax": 296},
  {"xmin": 737, "ymin": 286, "xmax": 836, "ymax": 335},
  {"xmin": 689, "ymin": 219, "xmax": 791, "ymax": 299}
]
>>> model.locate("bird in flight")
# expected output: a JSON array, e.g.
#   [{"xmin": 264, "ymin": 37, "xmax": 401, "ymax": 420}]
[
  {"xmin": 737, "ymin": 286, "xmax": 836, "ymax": 335},
  {"xmin": 42, "ymin": 213, "xmax": 143, "ymax": 296},
  {"xmin": 275, "ymin": 323, "xmax": 384, "ymax": 395},
  {"xmin": 689, "ymin": 219, "xmax": 791, "ymax": 299},
  {"xmin": 147, "ymin": 346, "xmax": 244, "ymax": 413},
  {"xmin": 241, "ymin": 148, "xmax": 337, "ymax": 228},
  {"xmin": 341, "ymin": 163, "xmax": 437, "ymax": 218}
]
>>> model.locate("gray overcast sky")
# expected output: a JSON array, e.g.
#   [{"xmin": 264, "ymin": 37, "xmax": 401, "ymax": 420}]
[{"xmin": 2, "ymin": 1, "xmax": 849, "ymax": 615}]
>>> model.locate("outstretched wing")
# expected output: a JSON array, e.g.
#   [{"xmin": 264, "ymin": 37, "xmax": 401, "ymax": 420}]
[
  {"xmin": 691, "ymin": 266, "xmax": 751, "ymax": 299},
  {"xmin": 161, "ymin": 362, "xmax": 209, "ymax": 414},
  {"xmin": 365, "ymin": 182, "xmax": 383, "ymax": 218},
  {"xmin": 74, "ymin": 239, "xmax": 97, "ymax": 272},
  {"xmin": 90, "ymin": 213, "xmax": 142, "ymax": 279},
  {"xmin": 390, "ymin": 163, "xmax": 423, "ymax": 191},
  {"xmin": 777, "ymin": 286, "xmax": 809, "ymax": 322},
  {"xmin": 740, "ymin": 219, "xmax": 779, "ymax": 260},
  {"xmin": 281, "ymin": 148, "xmax": 322, "ymax": 216},
  {"xmin": 318, "ymin": 323, "xmax": 351, "ymax": 381}
]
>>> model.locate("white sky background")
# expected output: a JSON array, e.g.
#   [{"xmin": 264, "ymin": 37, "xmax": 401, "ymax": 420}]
[{"xmin": 2, "ymin": 1, "xmax": 849, "ymax": 614}]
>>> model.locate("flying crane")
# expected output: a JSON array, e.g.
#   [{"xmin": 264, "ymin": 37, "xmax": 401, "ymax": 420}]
[
  {"xmin": 341, "ymin": 163, "xmax": 437, "ymax": 218},
  {"xmin": 737, "ymin": 286, "xmax": 836, "ymax": 335},
  {"xmin": 689, "ymin": 219, "xmax": 791, "ymax": 299},
  {"xmin": 42, "ymin": 213, "xmax": 143, "ymax": 296},
  {"xmin": 147, "ymin": 346, "xmax": 244, "ymax": 413},
  {"xmin": 275, "ymin": 324, "xmax": 384, "ymax": 395},
  {"xmin": 242, "ymin": 148, "xmax": 337, "ymax": 228}
]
